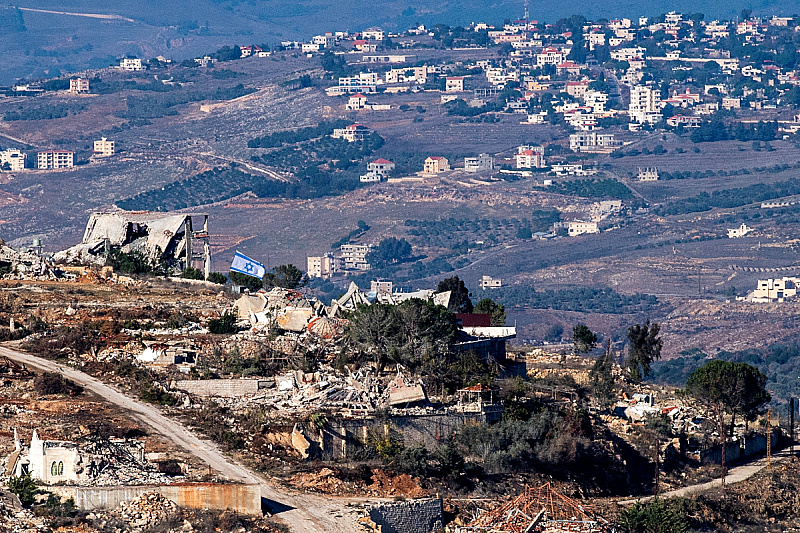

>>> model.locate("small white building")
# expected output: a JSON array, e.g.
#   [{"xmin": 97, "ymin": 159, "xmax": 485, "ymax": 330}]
[
  {"xmin": 637, "ymin": 168, "xmax": 659, "ymax": 181},
  {"xmin": 479, "ymin": 275, "xmax": 502, "ymax": 290},
  {"xmin": 119, "ymin": 57, "xmax": 144, "ymax": 71},
  {"xmin": 564, "ymin": 220, "xmax": 599, "ymax": 236},
  {"xmin": 727, "ymin": 223, "xmax": 752, "ymax": 238},
  {"xmin": 445, "ymin": 77, "xmax": 465, "ymax": 92}
]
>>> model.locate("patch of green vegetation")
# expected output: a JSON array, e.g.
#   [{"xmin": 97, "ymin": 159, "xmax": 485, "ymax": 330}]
[
  {"xmin": 545, "ymin": 178, "xmax": 634, "ymax": 199},
  {"xmin": 115, "ymin": 84, "xmax": 255, "ymax": 119},
  {"xmin": 656, "ymin": 177, "xmax": 800, "ymax": 216},
  {"xmin": 492, "ymin": 285, "xmax": 658, "ymax": 314},
  {"xmin": 4, "ymin": 103, "xmax": 86, "ymax": 121},
  {"xmin": 247, "ymin": 119, "xmax": 350, "ymax": 148}
]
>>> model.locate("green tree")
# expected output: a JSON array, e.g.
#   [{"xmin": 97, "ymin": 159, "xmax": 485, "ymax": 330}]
[
  {"xmin": 347, "ymin": 303, "xmax": 399, "ymax": 370},
  {"xmin": 367, "ymin": 237, "xmax": 413, "ymax": 267},
  {"xmin": 617, "ymin": 497, "xmax": 688, "ymax": 533},
  {"xmin": 208, "ymin": 311, "xmax": 238, "ymax": 334},
  {"xmin": 263, "ymin": 264, "xmax": 308, "ymax": 289},
  {"xmin": 572, "ymin": 324, "xmax": 597, "ymax": 354},
  {"xmin": 437, "ymin": 276, "xmax": 473, "ymax": 313},
  {"xmin": 229, "ymin": 271, "xmax": 262, "ymax": 291},
  {"xmin": 590, "ymin": 340, "xmax": 615, "ymax": 409},
  {"xmin": 627, "ymin": 320, "xmax": 663, "ymax": 382},
  {"xmin": 474, "ymin": 298, "xmax": 506, "ymax": 326},
  {"xmin": 8, "ymin": 473, "xmax": 41, "ymax": 506},
  {"xmin": 686, "ymin": 360, "xmax": 770, "ymax": 479}
]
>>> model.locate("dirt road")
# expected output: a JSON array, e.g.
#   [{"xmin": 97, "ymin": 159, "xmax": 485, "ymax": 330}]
[
  {"xmin": 618, "ymin": 448, "xmax": 793, "ymax": 504},
  {"xmin": 0, "ymin": 345, "xmax": 374, "ymax": 532}
]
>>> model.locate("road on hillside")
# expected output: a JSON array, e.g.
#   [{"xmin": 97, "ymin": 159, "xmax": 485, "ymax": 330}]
[
  {"xmin": 618, "ymin": 448, "xmax": 793, "ymax": 505},
  {"xmin": 0, "ymin": 345, "xmax": 376, "ymax": 532}
]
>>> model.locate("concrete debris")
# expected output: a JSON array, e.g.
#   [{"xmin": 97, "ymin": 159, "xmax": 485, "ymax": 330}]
[
  {"xmin": 0, "ymin": 488, "xmax": 45, "ymax": 533},
  {"xmin": 6, "ymin": 429, "xmax": 183, "ymax": 487},
  {"xmin": 0, "ymin": 242, "xmax": 58, "ymax": 280},
  {"xmin": 89, "ymin": 490, "xmax": 179, "ymax": 533},
  {"xmin": 54, "ymin": 211, "xmax": 211, "ymax": 277},
  {"xmin": 175, "ymin": 367, "xmax": 428, "ymax": 420},
  {"xmin": 362, "ymin": 498, "xmax": 443, "ymax": 533},
  {"xmin": 459, "ymin": 483, "xmax": 613, "ymax": 533}
]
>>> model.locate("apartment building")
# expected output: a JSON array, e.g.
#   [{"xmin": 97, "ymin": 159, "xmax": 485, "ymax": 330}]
[
  {"xmin": 0, "ymin": 149, "xmax": 26, "ymax": 171},
  {"xmin": 37, "ymin": 151, "xmax": 74, "ymax": 170},
  {"xmin": 93, "ymin": 138, "xmax": 115, "ymax": 157},
  {"xmin": 69, "ymin": 78, "xmax": 89, "ymax": 94}
]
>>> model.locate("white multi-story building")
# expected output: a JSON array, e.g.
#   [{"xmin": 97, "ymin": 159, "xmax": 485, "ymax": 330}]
[
  {"xmin": 361, "ymin": 28, "xmax": 385, "ymax": 41},
  {"xmin": 307, "ymin": 253, "xmax": 336, "ymax": 279},
  {"xmin": 611, "ymin": 47, "xmax": 646, "ymax": 62},
  {"xmin": 0, "ymin": 149, "xmax": 26, "ymax": 171},
  {"xmin": 69, "ymin": 78, "xmax": 89, "ymax": 94},
  {"xmin": 515, "ymin": 145, "xmax": 545, "ymax": 168},
  {"xmin": 629, "ymin": 85, "xmax": 662, "ymax": 124},
  {"xmin": 37, "ymin": 150, "xmax": 74, "ymax": 170},
  {"xmin": 569, "ymin": 132, "xmax": 620, "ymax": 153},
  {"xmin": 332, "ymin": 124, "xmax": 370, "ymax": 142},
  {"xmin": 339, "ymin": 244, "xmax": 373, "ymax": 270},
  {"xmin": 536, "ymin": 47, "xmax": 565, "ymax": 67},
  {"xmin": 93, "ymin": 138, "xmax": 115, "ymax": 157},
  {"xmin": 119, "ymin": 57, "xmax": 144, "ymax": 71},
  {"xmin": 464, "ymin": 154, "xmax": 494, "ymax": 173}
]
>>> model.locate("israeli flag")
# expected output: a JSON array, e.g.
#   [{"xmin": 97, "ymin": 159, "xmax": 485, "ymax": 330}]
[{"xmin": 230, "ymin": 251, "xmax": 266, "ymax": 279}]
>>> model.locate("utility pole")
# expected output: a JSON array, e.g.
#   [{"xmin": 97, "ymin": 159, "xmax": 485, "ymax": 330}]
[
  {"xmin": 767, "ymin": 409, "xmax": 772, "ymax": 471},
  {"xmin": 789, "ymin": 396, "xmax": 794, "ymax": 461}
]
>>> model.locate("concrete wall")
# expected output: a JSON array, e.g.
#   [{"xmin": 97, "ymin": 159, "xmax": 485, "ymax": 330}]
[
  {"xmin": 320, "ymin": 412, "xmax": 493, "ymax": 460},
  {"xmin": 49, "ymin": 483, "xmax": 262, "ymax": 515},
  {"xmin": 369, "ymin": 498, "xmax": 443, "ymax": 533},
  {"xmin": 174, "ymin": 379, "xmax": 271, "ymax": 397}
]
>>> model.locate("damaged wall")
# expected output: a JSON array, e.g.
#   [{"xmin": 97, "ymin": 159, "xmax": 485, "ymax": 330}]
[
  {"xmin": 368, "ymin": 498, "xmax": 444, "ymax": 533},
  {"xmin": 49, "ymin": 483, "xmax": 262, "ymax": 515}
]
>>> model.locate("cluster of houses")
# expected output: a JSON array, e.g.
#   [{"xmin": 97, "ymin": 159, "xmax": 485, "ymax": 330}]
[{"xmin": 0, "ymin": 138, "xmax": 114, "ymax": 172}]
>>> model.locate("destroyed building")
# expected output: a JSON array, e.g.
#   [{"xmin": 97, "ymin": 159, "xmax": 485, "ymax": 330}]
[
  {"xmin": 459, "ymin": 483, "xmax": 613, "ymax": 533},
  {"xmin": 54, "ymin": 211, "xmax": 211, "ymax": 278},
  {"xmin": 0, "ymin": 240, "xmax": 55, "ymax": 280},
  {"xmin": 6, "ymin": 429, "xmax": 174, "ymax": 486}
]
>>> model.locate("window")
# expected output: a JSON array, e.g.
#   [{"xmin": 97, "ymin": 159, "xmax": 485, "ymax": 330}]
[
  {"xmin": 51, "ymin": 462, "xmax": 58, "ymax": 476},
  {"xmin": 58, "ymin": 462, "xmax": 64, "ymax": 476}
]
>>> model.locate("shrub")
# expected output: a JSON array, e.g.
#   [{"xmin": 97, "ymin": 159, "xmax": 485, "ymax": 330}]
[
  {"xmin": 181, "ymin": 267, "xmax": 204, "ymax": 280},
  {"xmin": 208, "ymin": 312, "xmax": 238, "ymax": 334},
  {"xmin": 207, "ymin": 272, "xmax": 227, "ymax": 284},
  {"xmin": 392, "ymin": 444, "xmax": 429, "ymax": 478},
  {"xmin": 33, "ymin": 372, "xmax": 83, "ymax": 396},
  {"xmin": 8, "ymin": 474, "xmax": 40, "ymax": 506}
]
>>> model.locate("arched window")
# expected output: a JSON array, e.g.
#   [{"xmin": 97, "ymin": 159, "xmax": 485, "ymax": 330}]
[
  {"xmin": 57, "ymin": 462, "xmax": 64, "ymax": 476},
  {"xmin": 51, "ymin": 462, "xmax": 58, "ymax": 476}
]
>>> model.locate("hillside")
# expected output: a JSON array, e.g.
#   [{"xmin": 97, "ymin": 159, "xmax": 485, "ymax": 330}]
[{"xmin": 2, "ymin": 0, "xmax": 798, "ymax": 84}]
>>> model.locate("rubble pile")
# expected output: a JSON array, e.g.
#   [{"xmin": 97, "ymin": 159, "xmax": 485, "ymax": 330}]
[
  {"xmin": 0, "ymin": 489, "xmax": 46, "ymax": 533},
  {"xmin": 289, "ymin": 467, "xmax": 427, "ymax": 498},
  {"xmin": 89, "ymin": 491, "xmax": 180, "ymax": 532},
  {"xmin": 0, "ymin": 242, "xmax": 57, "ymax": 281},
  {"xmin": 459, "ymin": 482, "xmax": 614, "ymax": 533},
  {"xmin": 181, "ymin": 367, "xmax": 431, "ymax": 419}
]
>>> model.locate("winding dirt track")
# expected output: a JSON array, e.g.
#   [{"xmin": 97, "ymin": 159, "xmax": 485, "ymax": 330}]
[{"xmin": 0, "ymin": 345, "xmax": 375, "ymax": 532}]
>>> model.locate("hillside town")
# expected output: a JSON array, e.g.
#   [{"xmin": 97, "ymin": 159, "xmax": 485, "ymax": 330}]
[{"xmin": 2, "ymin": 4, "xmax": 800, "ymax": 533}]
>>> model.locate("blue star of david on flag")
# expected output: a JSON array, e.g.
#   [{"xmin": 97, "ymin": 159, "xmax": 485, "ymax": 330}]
[{"xmin": 230, "ymin": 251, "xmax": 266, "ymax": 279}]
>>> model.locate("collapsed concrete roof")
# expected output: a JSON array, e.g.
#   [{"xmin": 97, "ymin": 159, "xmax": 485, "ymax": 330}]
[{"xmin": 54, "ymin": 211, "xmax": 210, "ymax": 275}]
